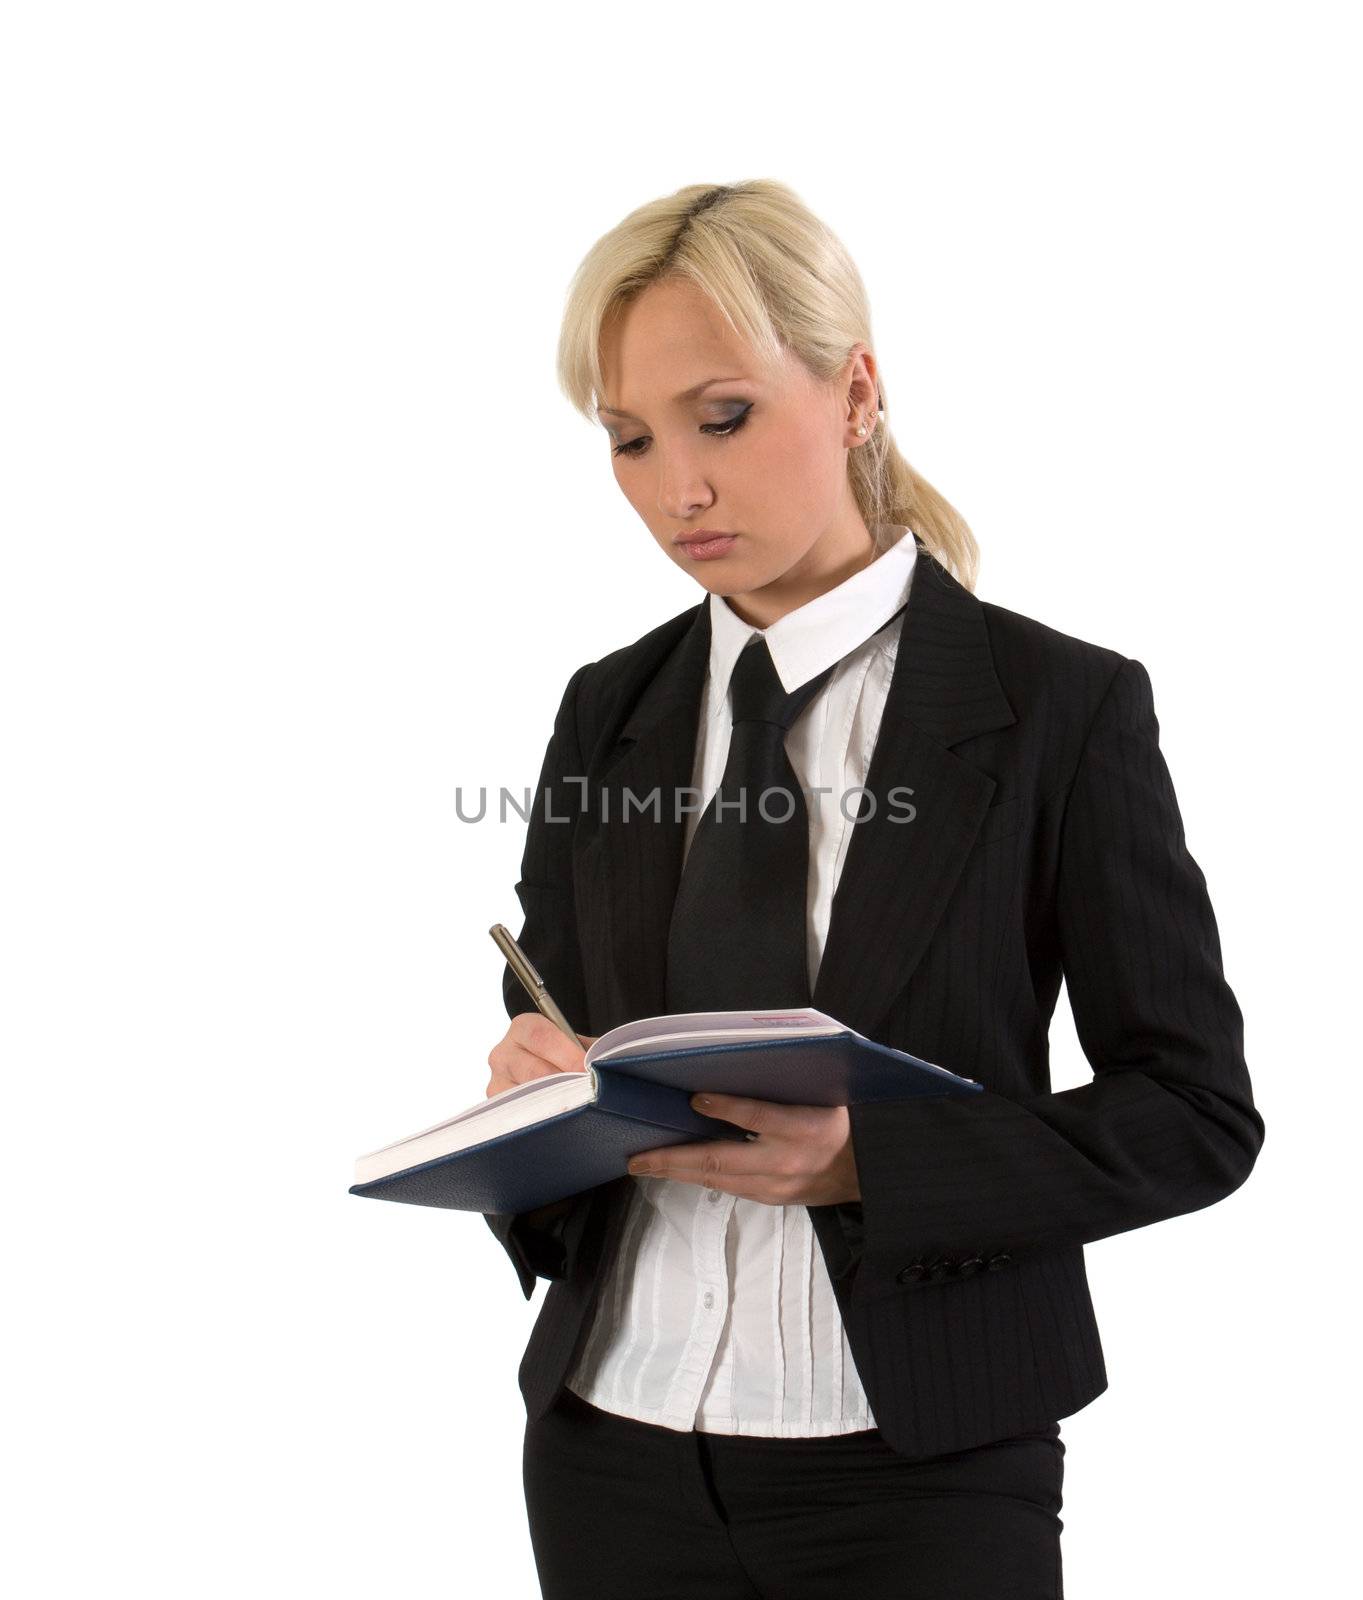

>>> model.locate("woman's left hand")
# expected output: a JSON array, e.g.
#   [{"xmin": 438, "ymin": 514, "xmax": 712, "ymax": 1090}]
[{"xmin": 626, "ymin": 1093, "xmax": 861, "ymax": 1205}]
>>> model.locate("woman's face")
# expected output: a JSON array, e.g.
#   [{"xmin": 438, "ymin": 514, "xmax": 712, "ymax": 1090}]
[{"xmin": 597, "ymin": 277, "xmax": 880, "ymax": 626}]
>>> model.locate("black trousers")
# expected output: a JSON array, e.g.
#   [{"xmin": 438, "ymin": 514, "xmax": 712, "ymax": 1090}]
[{"xmin": 523, "ymin": 1386, "xmax": 1066, "ymax": 1599}]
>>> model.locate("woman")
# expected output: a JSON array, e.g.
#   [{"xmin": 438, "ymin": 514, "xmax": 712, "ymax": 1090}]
[{"xmin": 482, "ymin": 180, "xmax": 1264, "ymax": 1599}]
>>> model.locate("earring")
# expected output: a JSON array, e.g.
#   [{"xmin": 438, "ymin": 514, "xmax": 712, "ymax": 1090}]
[{"xmin": 856, "ymin": 424, "xmax": 867, "ymax": 437}]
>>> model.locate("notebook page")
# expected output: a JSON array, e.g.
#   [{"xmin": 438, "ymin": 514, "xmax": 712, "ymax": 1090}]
[
  {"xmin": 353, "ymin": 1070, "xmax": 593, "ymax": 1184},
  {"xmin": 588, "ymin": 1006, "xmax": 844, "ymax": 1064}
]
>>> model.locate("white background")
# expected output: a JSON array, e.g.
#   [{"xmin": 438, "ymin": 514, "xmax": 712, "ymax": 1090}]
[{"xmin": 3, "ymin": 3, "xmax": 1357, "ymax": 1595}]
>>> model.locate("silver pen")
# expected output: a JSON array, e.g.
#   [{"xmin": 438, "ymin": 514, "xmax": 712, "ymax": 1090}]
[{"xmin": 489, "ymin": 923, "xmax": 579, "ymax": 1045}]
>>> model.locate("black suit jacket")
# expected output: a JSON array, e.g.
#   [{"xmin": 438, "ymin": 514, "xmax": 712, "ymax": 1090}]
[{"xmin": 484, "ymin": 537, "xmax": 1264, "ymax": 1460}]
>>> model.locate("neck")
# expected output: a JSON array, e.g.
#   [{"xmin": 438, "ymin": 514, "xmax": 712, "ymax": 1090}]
[{"xmin": 723, "ymin": 517, "xmax": 879, "ymax": 629}]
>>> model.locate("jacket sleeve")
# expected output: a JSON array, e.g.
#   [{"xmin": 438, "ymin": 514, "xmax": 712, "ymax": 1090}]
[
  {"xmin": 483, "ymin": 660, "xmax": 598, "ymax": 1300},
  {"xmin": 847, "ymin": 656, "xmax": 1265, "ymax": 1302}
]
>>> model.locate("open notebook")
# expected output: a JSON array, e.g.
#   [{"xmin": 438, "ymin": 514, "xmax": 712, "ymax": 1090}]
[{"xmin": 349, "ymin": 1006, "xmax": 981, "ymax": 1215}]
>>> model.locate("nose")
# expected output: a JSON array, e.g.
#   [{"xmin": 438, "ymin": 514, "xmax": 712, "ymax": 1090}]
[{"xmin": 655, "ymin": 448, "xmax": 715, "ymax": 523}]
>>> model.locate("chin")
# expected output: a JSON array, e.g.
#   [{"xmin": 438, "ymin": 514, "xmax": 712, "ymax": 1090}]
[{"xmin": 694, "ymin": 568, "xmax": 757, "ymax": 597}]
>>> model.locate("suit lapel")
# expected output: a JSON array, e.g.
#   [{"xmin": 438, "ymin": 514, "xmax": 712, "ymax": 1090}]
[
  {"xmin": 586, "ymin": 537, "xmax": 1016, "ymax": 1039},
  {"xmin": 583, "ymin": 602, "xmax": 711, "ymax": 1027},
  {"xmin": 811, "ymin": 543, "xmax": 1017, "ymax": 1036}
]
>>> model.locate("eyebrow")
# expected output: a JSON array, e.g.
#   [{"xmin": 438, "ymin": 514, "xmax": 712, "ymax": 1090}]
[{"xmin": 596, "ymin": 377, "xmax": 751, "ymax": 422}]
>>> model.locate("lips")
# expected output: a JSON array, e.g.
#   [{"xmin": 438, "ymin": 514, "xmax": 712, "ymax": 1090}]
[
  {"xmin": 674, "ymin": 530, "xmax": 736, "ymax": 546},
  {"xmin": 675, "ymin": 532, "xmax": 738, "ymax": 561}
]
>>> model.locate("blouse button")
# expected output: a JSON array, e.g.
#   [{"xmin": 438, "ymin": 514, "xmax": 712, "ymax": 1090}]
[
  {"xmin": 707, "ymin": 1188, "xmax": 721, "ymax": 1203},
  {"xmin": 703, "ymin": 1291, "xmax": 715, "ymax": 1310}
]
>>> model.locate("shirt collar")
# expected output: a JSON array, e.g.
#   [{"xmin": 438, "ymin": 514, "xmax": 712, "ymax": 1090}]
[{"xmin": 706, "ymin": 523, "xmax": 916, "ymax": 707}]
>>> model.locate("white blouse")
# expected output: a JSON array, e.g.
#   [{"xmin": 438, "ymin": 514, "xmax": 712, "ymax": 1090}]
[{"xmin": 566, "ymin": 524, "xmax": 918, "ymax": 1436}]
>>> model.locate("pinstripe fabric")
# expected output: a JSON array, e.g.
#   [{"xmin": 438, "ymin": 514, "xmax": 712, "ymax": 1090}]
[{"xmin": 483, "ymin": 534, "xmax": 1264, "ymax": 1461}]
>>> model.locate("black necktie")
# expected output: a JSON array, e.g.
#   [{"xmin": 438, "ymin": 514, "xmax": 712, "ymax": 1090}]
[{"xmin": 665, "ymin": 635, "xmax": 838, "ymax": 1013}]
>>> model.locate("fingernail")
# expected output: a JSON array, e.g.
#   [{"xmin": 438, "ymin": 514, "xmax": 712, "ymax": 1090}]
[{"xmin": 693, "ymin": 1094, "xmax": 712, "ymax": 1109}]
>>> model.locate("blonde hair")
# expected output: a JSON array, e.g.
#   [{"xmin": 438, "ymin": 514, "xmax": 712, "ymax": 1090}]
[{"xmin": 556, "ymin": 178, "xmax": 980, "ymax": 592}]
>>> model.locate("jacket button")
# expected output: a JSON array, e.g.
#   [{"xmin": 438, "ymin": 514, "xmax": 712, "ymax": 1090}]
[
  {"xmin": 986, "ymin": 1251, "xmax": 1012, "ymax": 1271},
  {"xmin": 927, "ymin": 1259, "xmax": 952, "ymax": 1282},
  {"xmin": 896, "ymin": 1263, "xmax": 927, "ymax": 1285},
  {"xmin": 958, "ymin": 1256, "xmax": 985, "ymax": 1277}
]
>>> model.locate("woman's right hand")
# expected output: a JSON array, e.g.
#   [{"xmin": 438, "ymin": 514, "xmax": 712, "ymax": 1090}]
[{"xmin": 486, "ymin": 1012, "xmax": 597, "ymax": 1099}]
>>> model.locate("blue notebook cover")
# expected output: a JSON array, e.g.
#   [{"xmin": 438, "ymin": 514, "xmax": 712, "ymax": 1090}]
[{"xmin": 350, "ymin": 1024, "xmax": 980, "ymax": 1216}]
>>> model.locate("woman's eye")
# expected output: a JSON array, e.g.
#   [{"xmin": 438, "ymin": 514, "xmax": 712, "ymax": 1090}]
[
  {"xmin": 612, "ymin": 405, "xmax": 752, "ymax": 459},
  {"xmin": 704, "ymin": 406, "xmax": 751, "ymax": 439}
]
